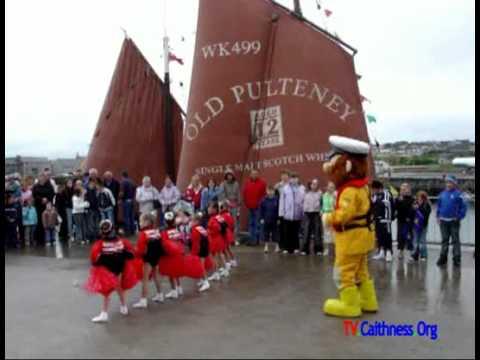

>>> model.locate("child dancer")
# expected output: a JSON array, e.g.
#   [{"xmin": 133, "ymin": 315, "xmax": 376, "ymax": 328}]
[
  {"xmin": 159, "ymin": 212, "xmax": 204, "ymax": 299},
  {"xmin": 160, "ymin": 212, "xmax": 185, "ymax": 299},
  {"xmin": 132, "ymin": 213, "xmax": 165, "ymax": 309},
  {"xmin": 190, "ymin": 212, "xmax": 213, "ymax": 292},
  {"xmin": 84, "ymin": 219, "xmax": 138, "ymax": 323},
  {"xmin": 219, "ymin": 201, "xmax": 238, "ymax": 269},
  {"xmin": 207, "ymin": 202, "xmax": 229, "ymax": 281}
]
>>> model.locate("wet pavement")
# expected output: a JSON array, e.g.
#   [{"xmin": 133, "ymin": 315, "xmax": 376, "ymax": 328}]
[{"xmin": 5, "ymin": 242, "xmax": 475, "ymax": 359}]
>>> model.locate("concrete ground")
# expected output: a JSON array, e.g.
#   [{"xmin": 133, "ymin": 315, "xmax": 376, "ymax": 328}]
[{"xmin": 5, "ymin": 243, "xmax": 475, "ymax": 359}]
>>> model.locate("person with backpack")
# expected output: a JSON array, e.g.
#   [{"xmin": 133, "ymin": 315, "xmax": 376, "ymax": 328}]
[{"xmin": 97, "ymin": 180, "xmax": 116, "ymax": 225}]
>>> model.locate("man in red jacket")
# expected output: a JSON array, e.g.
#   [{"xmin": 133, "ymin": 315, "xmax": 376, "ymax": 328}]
[{"xmin": 242, "ymin": 170, "xmax": 267, "ymax": 246}]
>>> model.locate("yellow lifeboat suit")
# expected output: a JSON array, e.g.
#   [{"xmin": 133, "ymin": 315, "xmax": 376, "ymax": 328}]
[{"xmin": 323, "ymin": 179, "xmax": 379, "ymax": 317}]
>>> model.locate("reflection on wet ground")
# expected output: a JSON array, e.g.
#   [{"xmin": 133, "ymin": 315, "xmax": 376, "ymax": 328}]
[{"xmin": 5, "ymin": 243, "xmax": 475, "ymax": 359}]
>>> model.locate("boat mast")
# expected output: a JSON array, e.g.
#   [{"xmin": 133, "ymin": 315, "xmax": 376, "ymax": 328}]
[
  {"xmin": 162, "ymin": 6, "xmax": 175, "ymax": 182},
  {"xmin": 293, "ymin": 0, "xmax": 302, "ymax": 17}
]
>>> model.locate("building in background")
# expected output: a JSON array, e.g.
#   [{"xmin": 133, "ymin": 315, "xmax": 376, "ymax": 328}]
[{"xmin": 5, "ymin": 154, "xmax": 85, "ymax": 178}]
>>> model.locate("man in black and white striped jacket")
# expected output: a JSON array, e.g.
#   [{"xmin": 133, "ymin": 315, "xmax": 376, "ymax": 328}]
[{"xmin": 371, "ymin": 180, "xmax": 396, "ymax": 262}]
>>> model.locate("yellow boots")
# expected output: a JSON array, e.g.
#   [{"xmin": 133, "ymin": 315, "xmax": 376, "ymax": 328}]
[
  {"xmin": 323, "ymin": 280, "xmax": 378, "ymax": 317},
  {"xmin": 323, "ymin": 286, "xmax": 362, "ymax": 317},
  {"xmin": 358, "ymin": 279, "xmax": 378, "ymax": 312}
]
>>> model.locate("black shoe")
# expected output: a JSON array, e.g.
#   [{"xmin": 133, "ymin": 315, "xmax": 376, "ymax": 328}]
[
  {"xmin": 436, "ymin": 258, "xmax": 447, "ymax": 267},
  {"xmin": 453, "ymin": 259, "xmax": 461, "ymax": 267}
]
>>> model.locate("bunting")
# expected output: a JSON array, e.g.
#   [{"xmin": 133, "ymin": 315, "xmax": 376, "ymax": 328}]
[
  {"xmin": 168, "ymin": 52, "xmax": 184, "ymax": 65},
  {"xmin": 366, "ymin": 114, "xmax": 377, "ymax": 124},
  {"xmin": 360, "ymin": 95, "xmax": 371, "ymax": 103}
]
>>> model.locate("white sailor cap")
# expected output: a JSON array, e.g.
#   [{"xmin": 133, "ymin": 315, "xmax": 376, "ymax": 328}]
[{"xmin": 327, "ymin": 135, "xmax": 370, "ymax": 158}]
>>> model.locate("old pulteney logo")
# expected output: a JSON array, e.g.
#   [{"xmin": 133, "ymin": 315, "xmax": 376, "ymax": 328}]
[{"xmin": 250, "ymin": 105, "xmax": 284, "ymax": 149}]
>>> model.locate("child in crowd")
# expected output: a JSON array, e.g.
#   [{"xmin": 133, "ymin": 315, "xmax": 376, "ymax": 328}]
[
  {"xmin": 301, "ymin": 179, "xmax": 324, "ymax": 256},
  {"xmin": 219, "ymin": 201, "xmax": 238, "ymax": 268},
  {"xmin": 321, "ymin": 181, "xmax": 336, "ymax": 256},
  {"xmin": 132, "ymin": 213, "xmax": 166, "ymax": 309},
  {"xmin": 260, "ymin": 185, "xmax": 280, "ymax": 254},
  {"xmin": 207, "ymin": 202, "xmax": 229, "ymax": 281},
  {"xmin": 5, "ymin": 193, "xmax": 19, "ymax": 249},
  {"xmin": 42, "ymin": 202, "xmax": 60, "ymax": 247},
  {"xmin": 190, "ymin": 212, "xmax": 212, "ymax": 292},
  {"xmin": 84, "ymin": 219, "xmax": 138, "ymax": 323},
  {"xmin": 22, "ymin": 198, "xmax": 38, "ymax": 247},
  {"xmin": 410, "ymin": 191, "xmax": 431, "ymax": 262},
  {"xmin": 395, "ymin": 183, "xmax": 415, "ymax": 259}
]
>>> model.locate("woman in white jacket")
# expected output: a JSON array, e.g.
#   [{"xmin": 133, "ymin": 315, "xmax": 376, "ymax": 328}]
[
  {"xmin": 135, "ymin": 176, "xmax": 160, "ymax": 218},
  {"xmin": 278, "ymin": 173, "xmax": 305, "ymax": 254},
  {"xmin": 72, "ymin": 187, "xmax": 89, "ymax": 244}
]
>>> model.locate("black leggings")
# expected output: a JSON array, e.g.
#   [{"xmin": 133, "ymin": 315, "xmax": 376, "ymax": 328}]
[
  {"xmin": 284, "ymin": 220, "xmax": 300, "ymax": 254},
  {"xmin": 375, "ymin": 222, "xmax": 393, "ymax": 252}
]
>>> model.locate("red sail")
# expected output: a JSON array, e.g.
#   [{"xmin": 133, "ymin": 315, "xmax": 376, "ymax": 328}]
[
  {"xmin": 177, "ymin": 0, "xmax": 370, "ymax": 190},
  {"xmin": 85, "ymin": 38, "xmax": 183, "ymax": 187}
]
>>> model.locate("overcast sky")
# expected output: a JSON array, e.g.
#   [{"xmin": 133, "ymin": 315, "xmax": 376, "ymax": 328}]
[{"xmin": 5, "ymin": 0, "xmax": 475, "ymax": 158}]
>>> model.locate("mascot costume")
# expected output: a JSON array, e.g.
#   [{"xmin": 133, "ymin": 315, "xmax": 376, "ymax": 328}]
[{"xmin": 322, "ymin": 135, "xmax": 378, "ymax": 317}]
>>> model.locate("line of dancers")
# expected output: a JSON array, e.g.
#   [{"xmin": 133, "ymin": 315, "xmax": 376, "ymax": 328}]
[{"xmin": 84, "ymin": 201, "xmax": 238, "ymax": 323}]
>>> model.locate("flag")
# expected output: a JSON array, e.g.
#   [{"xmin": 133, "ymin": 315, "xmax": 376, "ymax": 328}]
[
  {"xmin": 168, "ymin": 52, "xmax": 184, "ymax": 65},
  {"xmin": 366, "ymin": 114, "xmax": 377, "ymax": 124},
  {"xmin": 360, "ymin": 95, "xmax": 371, "ymax": 103},
  {"xmin": 316, "ymin": 0, "xmax": 322, "ymax": 10},
  {"xmin": 324, "ymin": 9, "xmax": 332, "ymax": 17}
]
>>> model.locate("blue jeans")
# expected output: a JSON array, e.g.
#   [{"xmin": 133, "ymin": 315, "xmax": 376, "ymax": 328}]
[
  {"xmin": 412, "ymin": 228, "xmax": 428, "ymax": 258},
  {"xmin": 100, "ymin": 207, "xmax": 115, "ymax": 225},
  {"xmin": 122, "ymin": 200, "xmax": 135, "ymax": 235},
  {"xmin": 45, "ymin": 227, "xmax": 56, "ymax": 245},
  {"xmin": 248, "ymin": 208, "xmax": 261, "ymax": 244},
  {"xmin": 86, "ymin": 210, "xmax": 100, "ymax": 241},
  {"xmin": 66, "ymin": 208, "xmax": 73, "ymax": 238}
]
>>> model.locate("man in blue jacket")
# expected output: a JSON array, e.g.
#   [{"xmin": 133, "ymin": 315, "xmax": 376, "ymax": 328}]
[{"xmin": 436, "ymin": 175, "xmax": 467, "ymax": 267}]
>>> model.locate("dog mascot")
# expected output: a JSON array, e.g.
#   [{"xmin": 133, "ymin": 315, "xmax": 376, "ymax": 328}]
[{"xmin": 322, "ymin": 135, "xmax": 378, "ymax": 317}]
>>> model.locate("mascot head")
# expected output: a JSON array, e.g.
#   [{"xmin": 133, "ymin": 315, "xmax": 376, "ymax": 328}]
[{"xmin": 323, "ymin": 135, "xmax": 370, "ymax": 188}]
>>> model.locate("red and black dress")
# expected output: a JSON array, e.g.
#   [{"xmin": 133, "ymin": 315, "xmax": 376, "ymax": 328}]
[
  {"xmin": 137, "ymin": 228, "xmax": 164, "ymax": 267},
  {"xmin": 158, "ymin": 227, "xmax": 204, "ymax": 279},
  {"xmin": 84, "ymin": 237, "xmax": 138, "ymax": 296},
  {"xmin": 190, "ymin": 225, "xmax": 214, "ymax": 272},
  {"xmin": 208, "ymin": 214, "xmax": 228, "ymax": 255},
  {"xmin": 220, "ymin": 210, "xmax": 235, "ymax": 247}
]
